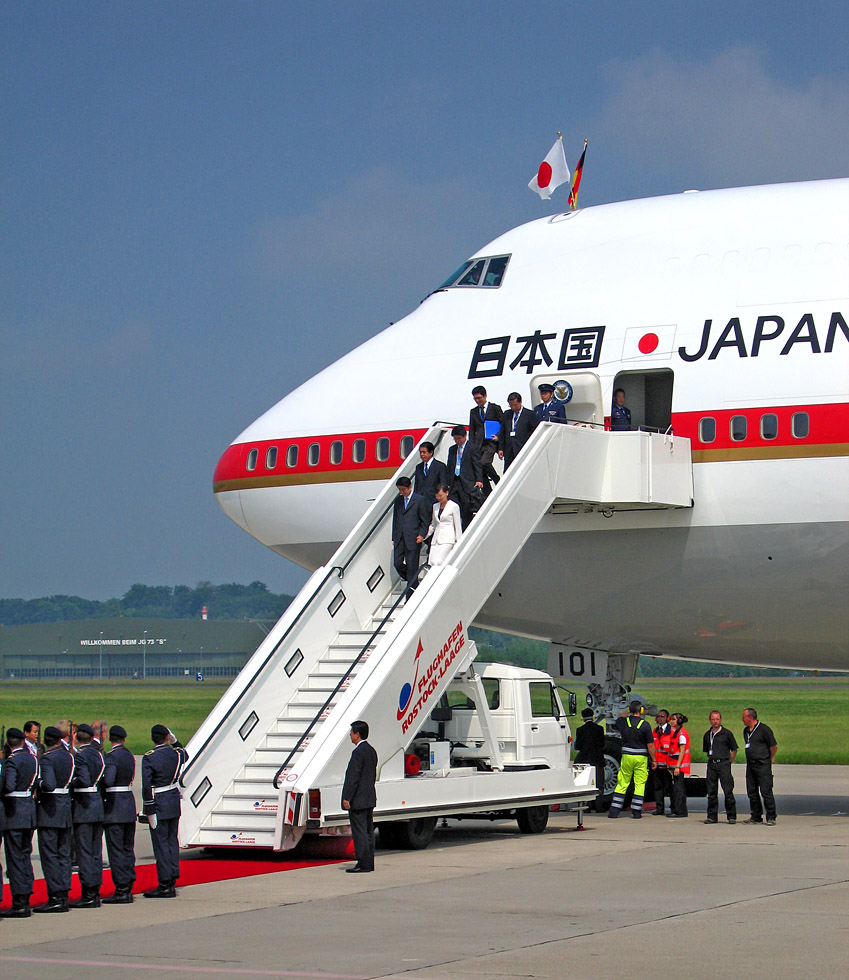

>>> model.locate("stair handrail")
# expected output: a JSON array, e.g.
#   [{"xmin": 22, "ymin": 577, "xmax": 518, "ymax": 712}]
[
  {"xmin": 272, "ymin": 588, "xmax": 408, "ymax": 789},
  {"xmin": 180, "ymin": 563, "xmax": 346, "ymax": 785}
]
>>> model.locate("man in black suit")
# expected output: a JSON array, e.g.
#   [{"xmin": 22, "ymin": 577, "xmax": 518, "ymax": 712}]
[
  {"xmin": 503, "ymin": 392, "xmax": 540, "ymax": 470},
  {"xmin": 33, "ymin": 726, "xmax": 75, "ymax": 913},
  {"xmin": 391, "ymin": 477, "xmax": 430, "ymax": 599},
  {"xmin": 468, "ymin": 385, "xmax": 505, "ymax": 497},
  {"xmin": 342, "ymin": 720, "xmax": 378, "ymax": 873},
  {"xmin": 101, "ymin": 725, "xmax": 137, "ymax": 904},
  {"xmin": 413, "ymin": 441, "xmax": 448, "ymax": 506},
  {"xmin": 573, "ymin": 710, "xmax": 606, "ymax": 811},
  {"xmin": 446, "ymin": 425, "xmax": 483, "ymax": 530}
]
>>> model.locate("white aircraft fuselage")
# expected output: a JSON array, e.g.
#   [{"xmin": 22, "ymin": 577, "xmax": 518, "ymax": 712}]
[{"xmin": 213, "ymin": 179, "xmax": 849, "ymax": 671}]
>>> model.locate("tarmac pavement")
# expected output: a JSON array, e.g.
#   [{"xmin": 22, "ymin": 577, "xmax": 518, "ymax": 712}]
[{"xmin": 1, "ymin": 764, "xmax": 846, "ymax": 980}]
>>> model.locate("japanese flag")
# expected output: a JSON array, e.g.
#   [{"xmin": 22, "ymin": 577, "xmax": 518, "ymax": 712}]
[
  {"xmin": 621, "ymin": 325, "xmax": 678, "ymax": 361},
  {"xmin": 529, "ymin": 137, "xmax": 570, "ymax": 200}
]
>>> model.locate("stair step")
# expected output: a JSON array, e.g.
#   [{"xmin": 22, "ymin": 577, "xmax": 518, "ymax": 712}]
[
  {"xmin": 209, "ymin": 809, "xmax": 278, "ymax": 830},
  {"xmin": 216, "ymin": 796, "xmax": 279, "ymax": 815},
  {"xmin": 197, "ymin": 828, "xmax": 276, "ymax": 848}
]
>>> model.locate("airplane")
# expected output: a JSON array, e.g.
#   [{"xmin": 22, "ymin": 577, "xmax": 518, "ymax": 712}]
[{"xmin": 212, "ymin": 177, "xmax": 849, "ymax": 696}]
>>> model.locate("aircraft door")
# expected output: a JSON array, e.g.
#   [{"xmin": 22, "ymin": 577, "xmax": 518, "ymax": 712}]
[
  {"xmin": 529, "ymin": 371, "xmax": 603, "ymax": 425},
  {"xmin": 611, "ymin": 368, "xmax": 674, "ymax": 432}
]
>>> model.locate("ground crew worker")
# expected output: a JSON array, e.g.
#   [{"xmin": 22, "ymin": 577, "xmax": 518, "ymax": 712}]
[
  {"xmin": 703, "ymin": 711, "xmax": 738, "ymax": 824},
  {"xmin": 102, "ymin": 725, "xmax": 137, "ymax": 904},
  {"xmin": 652, "ymin": 710, "xmax": 674, "ymax": 815},
  {"xmin": 573, "ymin": 708, "xmax": 605, "ymax": 810},
  {"xmin": 142, "ymin": 724, "xmax": 188, "ymax": 898},
  {"xmin": 33, "ymin": 726, "xmax": 75, "ymax": 913},
  {"xmin": 666, "ymin": 713, "xmax": 691, "ymax": 818},
  {"xmin": 742, "ymin": 708, "xmax": 778, "ymax": 825},
  {"xmin": 0, "ymin": 728, "xmax": 38, "ymax": 917},
  {"xmin": 69, "ymin": 722, "xmax": 105, "ymax": 908},
  {"xmin": 608, "ymin": 702, "xmax": 655, "ymax": 818}
]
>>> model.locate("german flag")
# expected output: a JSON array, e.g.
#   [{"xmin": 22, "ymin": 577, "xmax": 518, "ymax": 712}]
[{"xmin": 568, "ymin": 139, "xmax": 588, "ymax": 210}]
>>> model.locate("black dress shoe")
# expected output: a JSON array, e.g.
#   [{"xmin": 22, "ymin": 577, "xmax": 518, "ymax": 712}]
[
  {"xmin": 103, "ymin": 889, "xmax": 134, "ymax": 904},
  {"xmin": 69, "ymin": 892, "xmax": 101, "ymax": 909},
  {"xmin": 1, "ymin": 902, "xmax": 31, "ymax": 918},
  {"xmin": 345, "ymin": 865, "xmax": 363, "ymax": 873},
  {"xmin": 143, "ymin": 883, "xmax": 176, "ymax": 898},
  {"xmin": 346, "ymin": 866, "xmax": 373, "ymax": 873},
  {"xmin": 33, "ymin": 896, "xmax": 69, "ymax": 914}
]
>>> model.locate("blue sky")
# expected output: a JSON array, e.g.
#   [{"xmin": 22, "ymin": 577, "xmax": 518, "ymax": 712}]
[{"xmin": 2, "ymin": 1, "xmax": 847, "ymax": 600}]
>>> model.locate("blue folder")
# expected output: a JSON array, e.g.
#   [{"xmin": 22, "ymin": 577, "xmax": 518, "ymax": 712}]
[{"xmin": 484, "ymin": 420, "xmax": 501, "ymax": 440}]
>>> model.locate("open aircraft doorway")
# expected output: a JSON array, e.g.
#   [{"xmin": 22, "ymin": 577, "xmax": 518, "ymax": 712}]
[
  {"xmin": 612, "ymin": 368, "xmax": 674, "ymax": 432},
  {"xmin": 530, "ymin": 371, "xmax": 603, "ymax": 426}
]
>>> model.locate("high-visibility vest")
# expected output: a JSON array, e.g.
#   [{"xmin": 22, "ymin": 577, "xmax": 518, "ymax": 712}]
[
  {"xmin": 670, "ymin": 727, "xmax": 691, "ymax": 774},
  {"xmin": 653, "ymin": 725, "xmax": 674, "ymax": 767}
]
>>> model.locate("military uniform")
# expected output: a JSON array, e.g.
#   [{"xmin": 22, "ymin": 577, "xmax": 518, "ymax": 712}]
[
  {"xmin": 34, "ymin": 733, "xmax": 75, "ymax": 912},
  {"xmin": 102, "ymin": 729, "xmax": 137, "ymax": 902},
  {"xmin": 142, "ymin": 727, "xmax": 187, "ymax": 898},
  {"xmin": 70, "ymin": 729, "xmax": 105, "ymax": 907},
  {"xmin": 1, "ymin": 737, "xmax": 38, "ymax": 917},
  {"xmin": 535, "ymin": 386, "xmax": 568, "ymax": 424}
]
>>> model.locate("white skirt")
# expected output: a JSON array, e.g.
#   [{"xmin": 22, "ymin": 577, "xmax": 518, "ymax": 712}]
[{"xmin": 429, "ymin": 542, "xmax": 455, "ymax": 567}]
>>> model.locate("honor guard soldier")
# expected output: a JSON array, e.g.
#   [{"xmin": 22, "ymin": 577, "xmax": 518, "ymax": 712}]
[
  {"xmin": 69, "ymin": 722, "xmax": 105, "ymax": 908},
  {"xmin": 101, "ymin": 725, "xmax": 137, "ymax": 904},
  {"xmin": 535, "ymin": 384, "xmax": 567, "ymax": 424},
  {"xmin": 33, "ymin": 726, "xmax": 75, "ymax": 913},
  {"xmin": 0, "ymin": 728, "xmax": 38, "ymax": 918},
  {"xmin": 141, "ymin": 724, "xmax": 188, "ymax": 898}
]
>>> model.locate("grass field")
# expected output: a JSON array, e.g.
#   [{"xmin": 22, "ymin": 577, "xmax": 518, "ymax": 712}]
[{"xmin": 1, "ymin": 676, "xmax": 846, "ymax": 763}]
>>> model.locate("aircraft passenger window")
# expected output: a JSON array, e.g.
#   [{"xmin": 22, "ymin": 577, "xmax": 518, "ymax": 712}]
[
  {"xmin": 457, "ymin": 259, "xmax": 485, "ymax": 286},
  {"xmin": 286, "ymin": 444, "xmax": 298, "ymax": 468},
  {"xmin": 760, "ymin": 414, "xmax": 778, "ymax": 440},
  {"xmin": 352, "ymin": 439, "xmax": 366, "ymax": 464},
  {"xmin": 376, "ymin": 437, "xmax": 390, "ymax": 462},
  {"xmin": 265, "ymin": 447, "xmax": 278, "ymax": 470},
  {"xmin": 529, "ymin": 682, "xmax": 559, "ymax": 718},
  {"xmin": 730, "ymin": 416, "xmax": 747, "ymax": 442},
  {"xmin": 792, "ymin": 412, "xmax": 809, "ymax": 439},
  {"xmin": 482, "ymin": 255, "xmax": 510, "ymax": 287},
  {"xmin": 329, "ymin": 441, "xmax": 343, "ymax": 465},
  {"xmin": 308, "ymin": 443, "xmax": 320, "ymax": 466},
  {"xmin": 699, "ymin": 418, "xmax": 716, "ymax": 444},
  {"xmin": 246, "ymin": 449, "xmax": 258, "ymax": 471},
  {"xmin": 400, "ymin": 435, "xmax": 415, "ymax": 458}
]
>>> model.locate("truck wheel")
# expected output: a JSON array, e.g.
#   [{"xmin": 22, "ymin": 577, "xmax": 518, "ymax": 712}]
[
  {"xmin": 516, "ymin": 805, "xmax": 549, "ymax": 834},
  {"xmin": 396, "ymin": 817, "xmax": 437, "ymax": 850}
]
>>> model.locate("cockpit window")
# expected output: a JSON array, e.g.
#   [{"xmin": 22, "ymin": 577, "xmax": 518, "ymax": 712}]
[
  {"xmin": 457, "ymin": 259, "xmax": 485, "ymax": 286},
  {"xmin": 431, "ymin": 254, "xmax": 511, "ymax": 294}
]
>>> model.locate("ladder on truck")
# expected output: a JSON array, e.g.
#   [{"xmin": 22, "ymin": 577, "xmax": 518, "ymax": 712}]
[{"xmin": 179, "ymin": 421, "xmax": 694, "ymax": 850}]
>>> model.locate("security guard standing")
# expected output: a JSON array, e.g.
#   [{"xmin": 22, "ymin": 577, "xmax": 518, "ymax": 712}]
[
  {"xmin": 69, "ymin": 722, "xmax": 105, "ymax": 908},
  {"xmin": 742, "ymin": 708, "xmax": 778, "ymax": 825},
  {"xmin": 33, "ymin": 726, "xmax": 75, "ymax": 913},
  {"xmin": 608, "ymin": 702, "xmax": 656, "ymax": 819},
  {"xmin": 142, "ymin": 724, "xmax": 188, "ymax": 898},
  {"xmin": 101, "ymin": 725, "xmax": 137, "ymax": 904},
  {"xmin": 0, "ymin": 728, "xmax": 38, "ymax": 918},
  {"xmin": 535, "ymin": 383, "xmax": 567, "ymax": 423}
]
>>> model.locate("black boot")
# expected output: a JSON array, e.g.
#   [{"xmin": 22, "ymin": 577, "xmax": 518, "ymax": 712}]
[
  {"xmin": 143, "ymin": 880, "xmax": 175, "ymax": 899},
  {"xmin": 103, "ymin": 887, "xmax": 134, "ymax": 904},
  {"xmin": 69, "ymin": 886, "xmax": 101, "ymax": 909},
  {"xmin": 1, "ymin": 895, "xmax": 32, "ymax": 918},
  {"xmin": 33, "ymin": 893, "xmax": 69, "ymax": 914}
]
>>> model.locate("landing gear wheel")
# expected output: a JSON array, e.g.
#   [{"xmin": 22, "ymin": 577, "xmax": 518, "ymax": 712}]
[
  {"xmin": 599, "ymin": 738, "xmax": 623, "ymax": 812},
  {"xmin": 396, "ymin": 817, "xmax": 437, "ymax": 850},
  {"xmin": 516, "ymin": 805, "xmax": 549, "ymax": 834}
]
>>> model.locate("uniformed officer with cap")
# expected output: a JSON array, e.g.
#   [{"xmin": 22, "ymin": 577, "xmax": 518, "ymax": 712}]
[
  {"xmin": 535, "ymin": 384, "xmax": 567, "ymax": 424},
  {"xmin": 69, "ymin": 722, "xmax": 105, "ymax": 908},
  {"xmin": 102, "ymin": 724, "xmax": 137, "ymax": 904},
  {"xmin": 141, "ymin": 724, "xmax": 188, "ymax": 898},
  {"xmin": 573, "ymin": 709, "xmax": 605, "ymax": 810},
  {"xmin": 33, "ymin": 726, "xmax": 75, "ymax": 913},
  {"xmin": 0, "ymin": 727, "xmax": 38, "ymax": 918}
]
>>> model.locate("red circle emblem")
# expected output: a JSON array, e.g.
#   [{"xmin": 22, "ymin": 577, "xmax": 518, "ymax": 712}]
[
  {"xmin": 638, "ymin": 332, "xmax": 659, "ymax": 354},
  {"xmin": 537, "ymin": 162, "xmax": 552, "ymax": 188}
]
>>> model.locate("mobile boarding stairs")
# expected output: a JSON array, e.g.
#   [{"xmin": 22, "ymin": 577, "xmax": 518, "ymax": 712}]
[{"xmin": 179, "ymin": 421, "xmax": 694, "ymax": 849}]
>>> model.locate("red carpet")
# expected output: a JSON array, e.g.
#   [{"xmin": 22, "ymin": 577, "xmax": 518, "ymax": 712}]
[{"xmin": 1, "ymin": 836, "xmax": 355, "ymax": 908}]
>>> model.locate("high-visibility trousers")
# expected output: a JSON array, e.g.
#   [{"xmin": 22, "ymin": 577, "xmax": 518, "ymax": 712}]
[{"xmin": 615, "ymin": 753, "xmax": 649, "ymax": 797}]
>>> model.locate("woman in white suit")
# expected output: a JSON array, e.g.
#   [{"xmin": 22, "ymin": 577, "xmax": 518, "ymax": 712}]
[{"xmin": 427, "ymin": 484, "xmax": 463, "ymax": 567}]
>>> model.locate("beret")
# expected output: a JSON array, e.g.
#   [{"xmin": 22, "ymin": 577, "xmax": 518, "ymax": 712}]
[
  {"xmin": 109, "ymin": 725, "xmax": 127, "ymax": 740},
  {"xmin": 44, "ymin": 726, "xmax": 63, "ymax": 740},
  {"xmin": 76, "ymin": 723, "xmax": 94, "ymax": 737},
  {"xmin": 151, "ymin": 724, "xmax": 170, "ymax": 738},
  {"xmin": 6, "ymin": 727, "xmax": 24, "ymax": 740}
]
